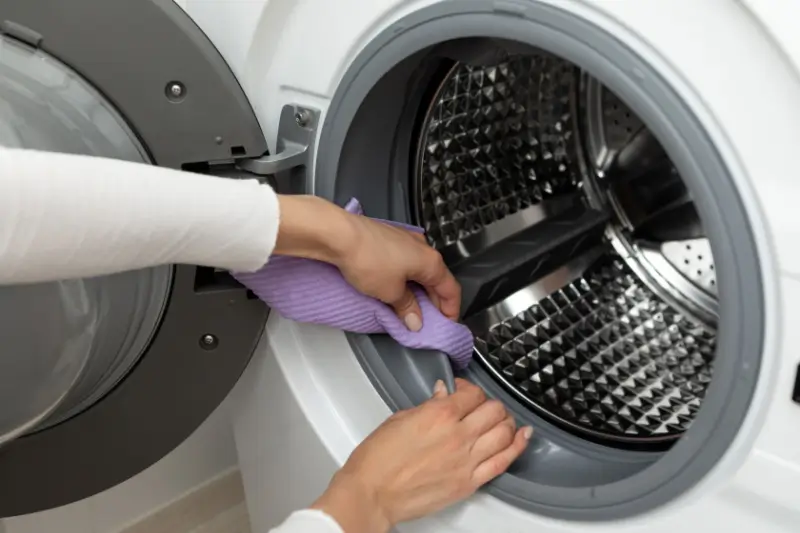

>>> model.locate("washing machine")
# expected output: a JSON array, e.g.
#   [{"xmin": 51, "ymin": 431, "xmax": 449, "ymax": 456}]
[
  {"xmin": 183, "ymin": 0, "xmax": 800, "ymax": 531},
  {"xmin": 1, "ymin": 0, "xmax": 800, "ymax": 531}
]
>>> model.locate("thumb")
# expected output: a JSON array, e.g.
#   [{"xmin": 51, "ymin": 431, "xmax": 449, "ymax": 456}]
[{"xmin": 391, "ymin": 287, "xmax": 423, "ymax": 332}]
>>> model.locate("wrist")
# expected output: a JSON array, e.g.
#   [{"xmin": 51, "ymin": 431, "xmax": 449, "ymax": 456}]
[
  {"xmin": 311, "ymin": 471, "xmax": 392, "ymax": 533},
  {"xmin": 274, "ymin": 195, "xmax": 355, "ymax": 265}
]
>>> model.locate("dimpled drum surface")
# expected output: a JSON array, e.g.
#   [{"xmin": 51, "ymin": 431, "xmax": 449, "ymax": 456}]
[{"xmin": 415, "ymin": 52, "xmax": 718, "ymax": 447}]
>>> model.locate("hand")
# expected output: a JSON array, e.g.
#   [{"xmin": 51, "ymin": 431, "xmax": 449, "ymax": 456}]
[
  {"xmin": 273, "ymin": 195, "xmax": 461, "ymax": 330},
  {"xmin": 311, "ymin": 379, "xmax": 532, "ymax": 533},
  {"xmin": 336, "ymin": 214, "xmax": 460, "ymax": 329}
]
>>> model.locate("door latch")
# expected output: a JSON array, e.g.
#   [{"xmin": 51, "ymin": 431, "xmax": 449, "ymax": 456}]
[{"xmin": 236, "ymin": 104, "xmax": 320, "ymax": 194}]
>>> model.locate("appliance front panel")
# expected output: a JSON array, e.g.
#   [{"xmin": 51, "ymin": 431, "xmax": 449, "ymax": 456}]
[{"xmin": 189, "ymin": 0, "xmax": 799, "ymax": 529}]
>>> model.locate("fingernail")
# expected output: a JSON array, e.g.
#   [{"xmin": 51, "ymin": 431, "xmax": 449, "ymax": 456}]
[
  {"xmin": 522, "ymin": 426, "xmax": 534, "ymax": 440},
  {"xmin": 404, "ymin": 313, "xmax": 422, "ymax": 332},
  {"xmin": 433, "ymin": 380, "xmax": 445, "ymax": 395}
]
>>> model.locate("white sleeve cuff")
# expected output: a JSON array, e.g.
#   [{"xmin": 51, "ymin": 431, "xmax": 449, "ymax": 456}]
[
  {"xmin": 0, "ymin": 147, "xmax": 281, "ymax": 284},
  {"xmin": 268, "ymin": 509, "xmax": 344, "ymax": 533}
]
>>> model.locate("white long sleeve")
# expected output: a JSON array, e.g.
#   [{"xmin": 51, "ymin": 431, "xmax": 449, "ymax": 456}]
[
  {"xmin": 0, "ymin": 147, "xmax": 280, "ymax": 284},
  {"xmin": 268, "ymin": 510, "xmax": 344, "ymax": 533}
]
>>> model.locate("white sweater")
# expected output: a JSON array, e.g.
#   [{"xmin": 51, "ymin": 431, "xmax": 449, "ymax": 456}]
[
  {"xmin": 0, "ymin": 147, "xmax": 342, "ymax": 533},
  {"xmin": 0, "ymin": 146, "xmax": 279, "ymax": 284}
]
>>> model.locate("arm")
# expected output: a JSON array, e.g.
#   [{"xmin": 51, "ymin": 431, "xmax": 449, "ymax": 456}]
[
  {"xmin": 0, "ymin": 146, "xmax": 459, "ymax": 325},
  {"xmin": 0, "ymin": 146, "xmax": 277, "ymax": 284},
  {"xmin": 0, "ymin": 147, "xmax": 349, "ymax": 285}
]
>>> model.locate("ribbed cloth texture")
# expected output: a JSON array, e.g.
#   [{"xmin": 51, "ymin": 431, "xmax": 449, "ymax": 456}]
[{"xmin": 233, "ymin": 198, "xmax": 474, "ymax": 368}]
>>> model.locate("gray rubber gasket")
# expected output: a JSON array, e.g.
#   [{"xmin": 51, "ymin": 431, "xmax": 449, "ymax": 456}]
[
  {"xmin": 0, "ymin": 0, "xmax": 268, "ymax": 168},
  {"xmin": 314, "ymin": 0, "xmax": 764, "ymax": 521}
]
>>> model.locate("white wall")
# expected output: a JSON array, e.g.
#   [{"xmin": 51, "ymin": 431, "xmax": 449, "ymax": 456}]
[{"xmin": 1, "ymin": 393, "xmax": 239, "ymax": 533}]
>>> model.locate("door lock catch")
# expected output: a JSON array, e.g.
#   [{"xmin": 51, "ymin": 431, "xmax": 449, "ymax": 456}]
[{"xmin": 236, "ymin": 104, "xmax": 319, "ymax": 194}]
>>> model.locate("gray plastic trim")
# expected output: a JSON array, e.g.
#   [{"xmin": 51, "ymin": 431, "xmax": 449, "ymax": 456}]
[
  {"xmin": 238, "ymin": 105, "xmax": 321, "ymax": 194},
  {"xmin": 0, "ymin": 0, "xmax": 268, "ymax": 168},
  {"xmin": 314, "ymin": 0, "xmax": 764, "ymax": 521}
]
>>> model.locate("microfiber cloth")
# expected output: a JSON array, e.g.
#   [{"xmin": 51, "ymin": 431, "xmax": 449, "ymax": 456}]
[{"xmin": 232, "ymin": 198, "xmax": 474, "ymax": 369}]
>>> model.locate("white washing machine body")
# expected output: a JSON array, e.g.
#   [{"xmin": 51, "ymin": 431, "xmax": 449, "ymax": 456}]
[{"xmin": 181, "ymin": 0, "xmax": 800, "ymax": 532}]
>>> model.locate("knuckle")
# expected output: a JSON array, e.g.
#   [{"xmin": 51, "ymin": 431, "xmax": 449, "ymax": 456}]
[
  {"xmin": 487, "ymin": 422, "xmax": 515, "ymax": 450},
  {"xmin": 499, "ymin": 421, "xmax": 516, "ymax": 445},
  {"xmin": 426, "ymin": 249, "xmax": 447, "ymax": 273},
  {"xmin": 427, "ymin": 247, "xmax": 444, "ymax": 263},
  {"xmin": 463, "ymin": 382, "xmax": 486, "ymax": 401},
  {"xmin": 393, "ymin": 289, "xmax": 413, "ymax": 306},
  {"xmin": 435, "ymin": 401, "xmax": 460, "ymax": 423},
  {"xmin": 454, "ymin": 377, "xmax": 470, "ymax": 389},
  {"xmin": 485, "ymin": 399, "xmax": 507, "ymax": 420},
  {"xmin": 485, "ymin": 457, "xmax": 506, "ymax": 478},
  {"xmin": 473, "ymin": 388, "xmax": 488, "ymax": 405}
]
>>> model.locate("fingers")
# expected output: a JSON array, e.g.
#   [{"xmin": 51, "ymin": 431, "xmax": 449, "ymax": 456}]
[
  {"xmin": 403, "ymin": 240, "xmax": 462, "ymax": 321},
  {"xmin": 440, "ymin": 378, "xmax": 487, "ymax": 419},
  {"xmin": 429, "ymin": 377, "xmax": 531, "ymax": 489},
  {"xmin": 425, "ymin": 289, "xmax": 442, "ymax": 313},
  {"xmin": 461, "ymin": 399, "xmax": 508, "ymax": 438},
  {"xmin": 391, "ymin": 288, "xmax": 423, "ymax": 332},
  {"xmin": 430, "ymin": 269, "xmax": 462, "ymax": 321},
  {"xmin": 469, "ymin": 416, "xmax": 516, "ymax": 463},
  {"xmin": 418, "ymin": 256, "xmax": 461, "ymax": 321},
  {"xmin": 432, "ymin": 379, "xmax": 448, "ymax": 399},
  {"xmin": 471, "ymin": 426, "xmax": 532, "ymax": 487}
]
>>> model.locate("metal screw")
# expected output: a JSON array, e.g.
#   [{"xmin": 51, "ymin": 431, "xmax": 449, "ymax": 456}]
[
  {"xmin": 200, "ymin": 333, "xmax": 218, "ymax": 350},
  {"xmin": 294, "ymin": 108, "xmax": 311, "ymax": 127},
  {"xmin": 166, "ymin": 81, "xmax": 186, "ymax": 101}
]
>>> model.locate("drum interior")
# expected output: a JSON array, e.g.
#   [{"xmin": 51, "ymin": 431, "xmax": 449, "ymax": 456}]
[{"xmin": 413, "ymin": 51, "xmax": 717, "ymax": 448}]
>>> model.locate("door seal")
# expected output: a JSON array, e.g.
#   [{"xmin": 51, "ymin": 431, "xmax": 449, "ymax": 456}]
[{"xmin": 237, "ymin": 104, "xmax": 320, "ymax": 194}]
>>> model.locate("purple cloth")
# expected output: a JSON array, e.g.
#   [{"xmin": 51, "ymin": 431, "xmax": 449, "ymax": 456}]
[{"xmin": 232, "ymin": 198, "xmax": 473, "ymax": 368}]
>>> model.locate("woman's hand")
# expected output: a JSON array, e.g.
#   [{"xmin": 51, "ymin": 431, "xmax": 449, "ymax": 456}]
[
  {"xmin": 337, "ymin": 214, "xmax": 460, "ymax": 328},
  {"xmin": 311, "ymin": 379, "xmax": 532, "ymax": 533},
  {"xmin": 273, "ymin": 195, "xmax": 461, "ymax": 330}
]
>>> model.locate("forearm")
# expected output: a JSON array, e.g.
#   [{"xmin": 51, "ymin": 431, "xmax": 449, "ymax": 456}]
[{"xmin": 0, "ymin": 147, "xmax": 279, "ymax": 284}]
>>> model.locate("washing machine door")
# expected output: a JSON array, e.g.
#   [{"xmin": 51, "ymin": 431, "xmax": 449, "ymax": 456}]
[{"xmin": 0, "ymin": 0, "xmax": 300, "ymax": 516}]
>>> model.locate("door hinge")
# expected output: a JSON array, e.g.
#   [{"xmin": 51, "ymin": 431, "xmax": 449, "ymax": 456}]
[{"xmin": 236, "ymin": 104, "xmax": 320, "ymax": 194}]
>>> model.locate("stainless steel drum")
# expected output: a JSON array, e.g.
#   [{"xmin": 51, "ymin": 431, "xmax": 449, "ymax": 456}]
[{"xmin": 414, "ymin": 50, "xmax": 718, "ymax": 447}]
